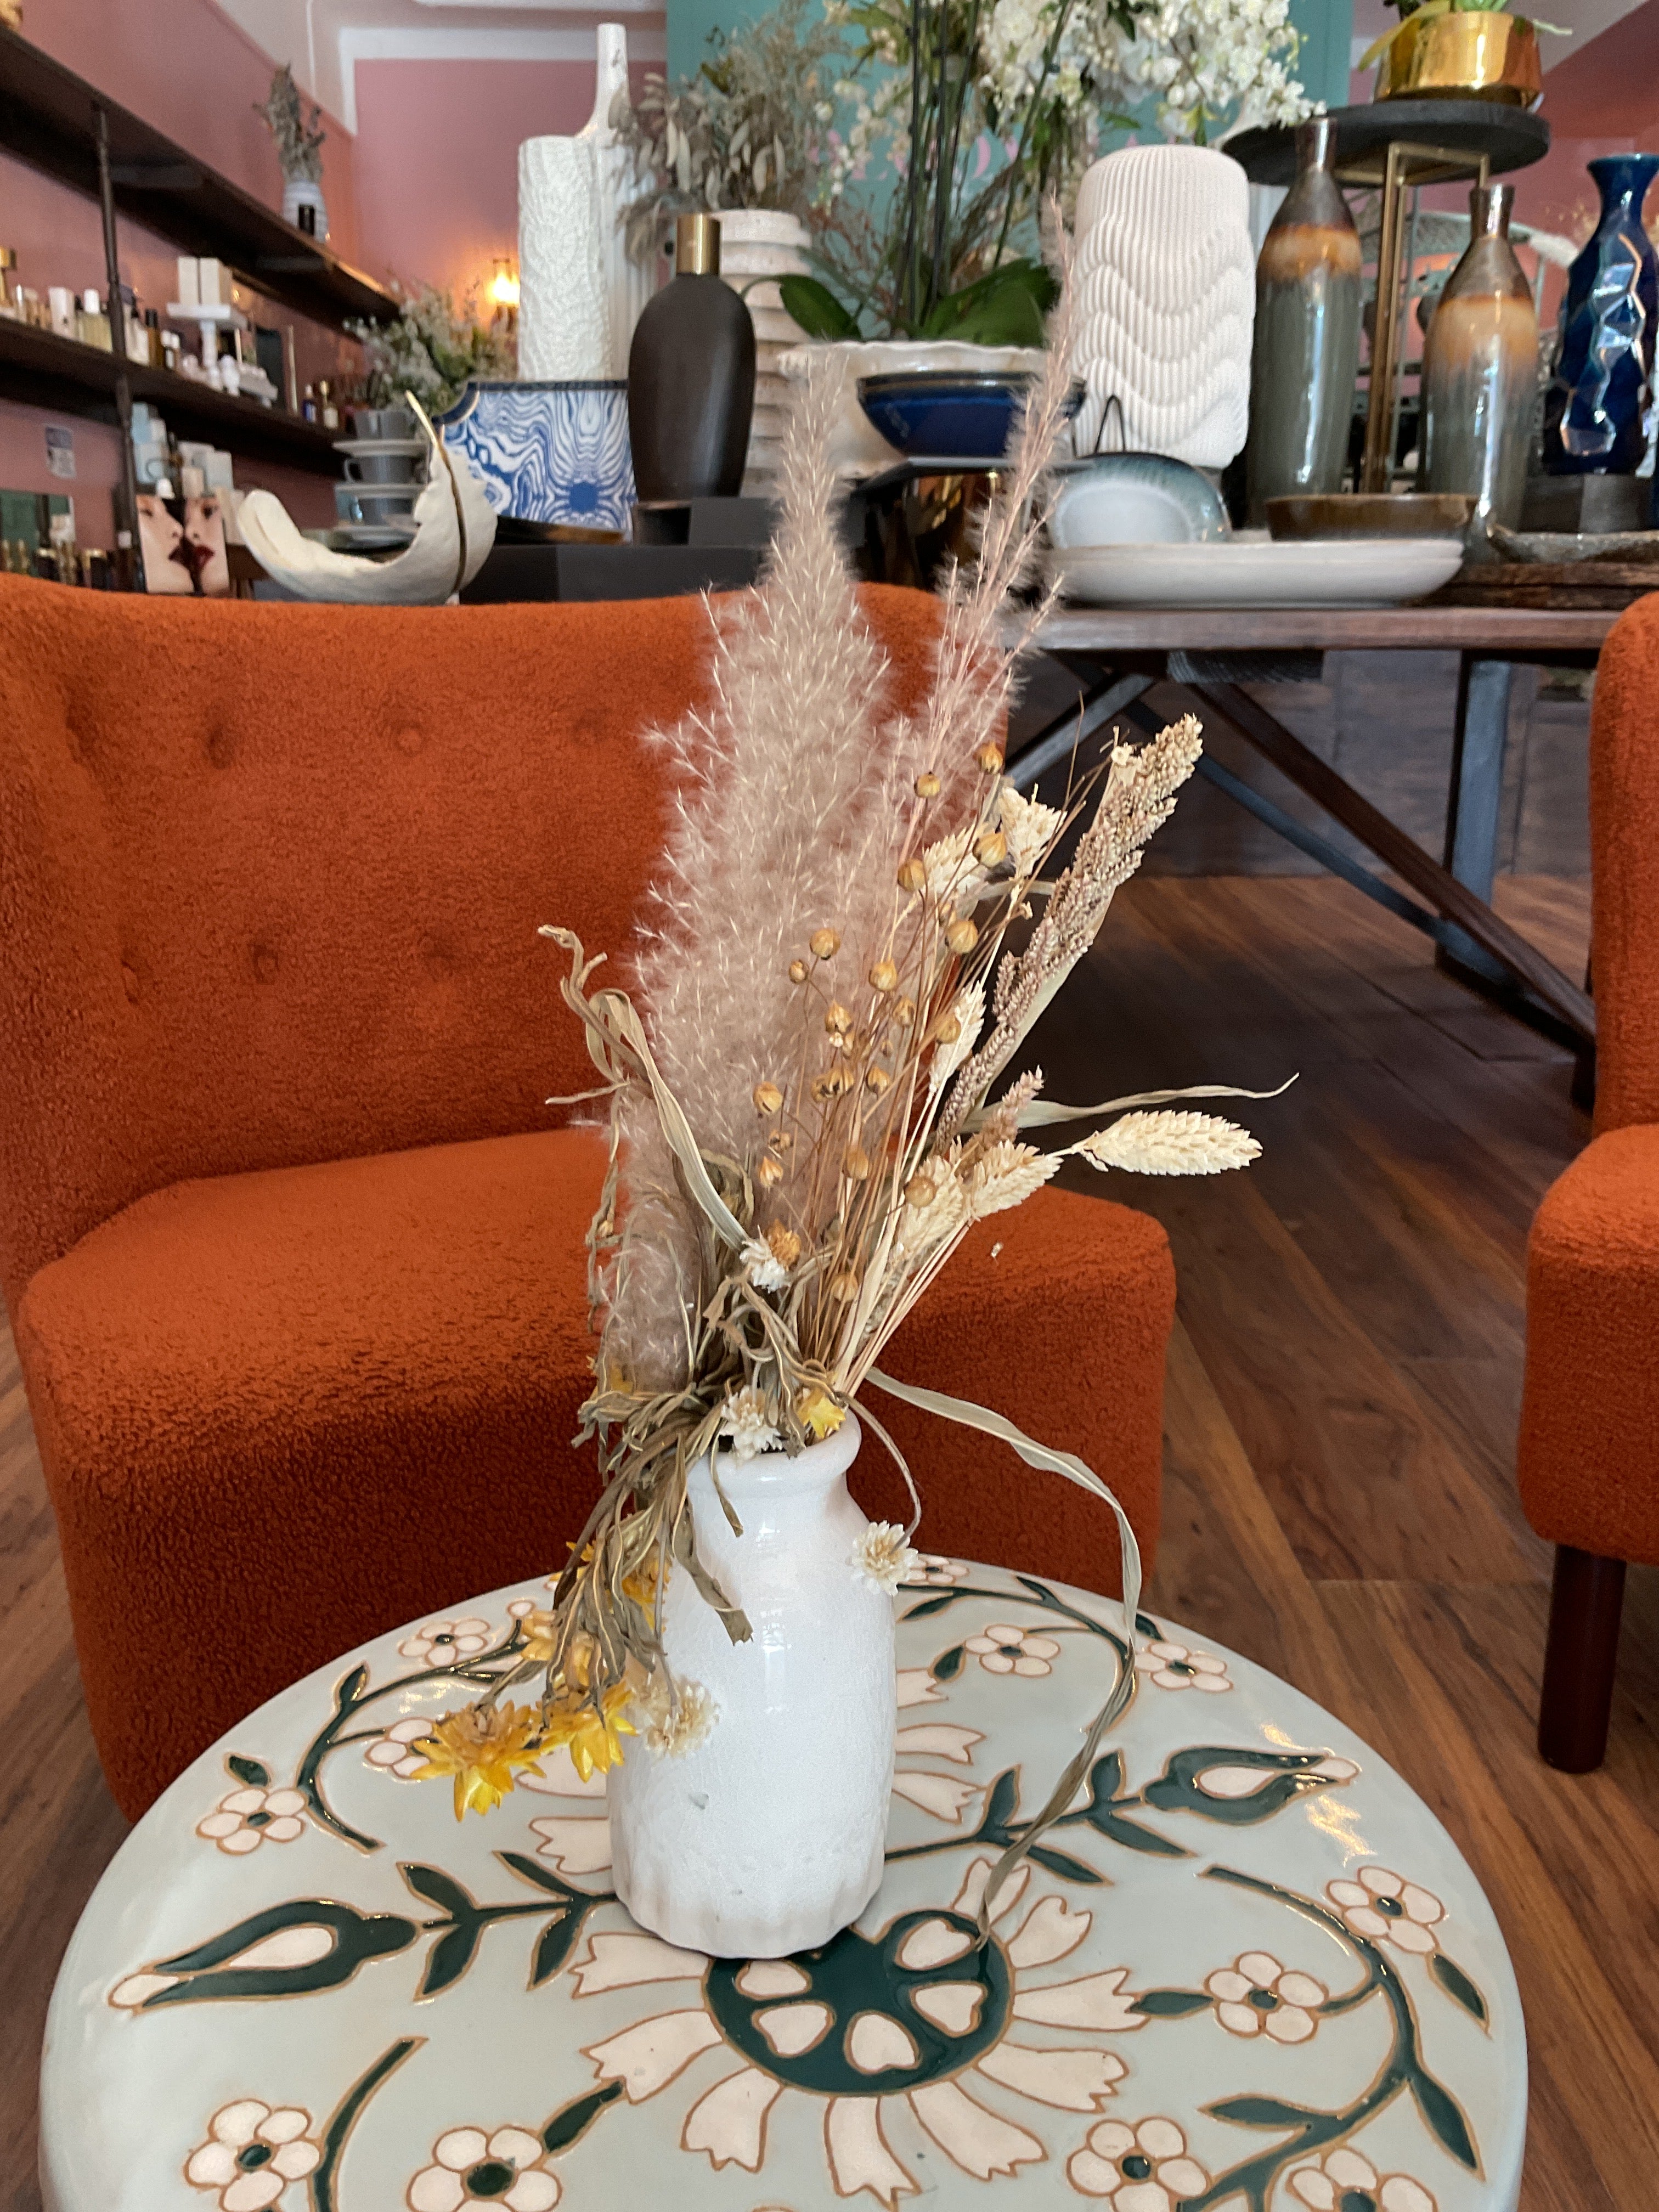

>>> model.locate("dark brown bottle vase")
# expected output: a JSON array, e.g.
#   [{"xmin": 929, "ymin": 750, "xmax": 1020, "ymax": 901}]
[{"xmin": 628, "ymin": 213, "xmax": 757, "ymax": 503}]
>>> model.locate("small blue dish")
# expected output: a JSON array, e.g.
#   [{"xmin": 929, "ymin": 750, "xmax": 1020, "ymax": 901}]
[{"xmin": 857, "ymin": 372, "xmax": 1080, "ymax": 464}]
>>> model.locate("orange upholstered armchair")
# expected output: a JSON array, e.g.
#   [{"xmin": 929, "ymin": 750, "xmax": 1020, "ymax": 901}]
[
  {"xmin": 1519, "ymin": 591, "xmax": 1659, "ymax": 1770},
  {"xmin": 0, "ymin": 576, "xmax": 1174, "ymax": 1819}
]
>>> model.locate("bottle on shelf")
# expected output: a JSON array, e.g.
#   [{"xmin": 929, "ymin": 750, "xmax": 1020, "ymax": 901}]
[
  {"xmin": 1245, "ymin": 115, "xmax": 1363, "ymax": 522},
  {"xmin": 316, "ymin": 377, "xmax": 338, "ymax": 429},
  {"xmin": 0, "ymin": 247, "xmax": 16, "ymax": 319},
  {"xmin": 143, "ymin": 307, "xmax": 163, "ymax": 368},
  {"xmin": 75, "ymin": 286, "xmax": 111, "ymax": 350},
  {"xmin": 301, "ymin": 381, "xmax": 318, "ymax": 423},
  {"xmin": 1421, "ymin": 182, "xmax": 1538, "ymax": 551}
]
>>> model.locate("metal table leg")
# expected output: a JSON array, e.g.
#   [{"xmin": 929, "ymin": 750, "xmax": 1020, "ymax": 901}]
[{"xmin": 1439, "ymin": 654, "xmax": 1514, "ymax": 984}]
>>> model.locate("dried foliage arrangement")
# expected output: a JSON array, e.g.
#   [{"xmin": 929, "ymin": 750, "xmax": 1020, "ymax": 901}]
[
  {"xmin": 255, "ymin": 65, "xmax": 326, "ymax": 187},
  {"xmin": 421, "ymin": 252, "xmax": 1271, "ymax": 1889}
]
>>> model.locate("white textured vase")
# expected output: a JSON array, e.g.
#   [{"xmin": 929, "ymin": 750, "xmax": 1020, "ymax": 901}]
[
  {"xmin": 281, "ymin": 177, "xmax": 328, "ymax": 241},
  {"xmin": 713, "ymin": 210, "xmax": 811, "ymax": 492},
  {"xmin": 517, "ymin": 24, "xmax": 650, "ymax": 380},
  {"xmin": 1073, "ymin": 143, "xmax": 1255, "ymax": 468},
  {"xmin": 608, "ymin": 1413, "xmax": 896, "ymax": 1958}
]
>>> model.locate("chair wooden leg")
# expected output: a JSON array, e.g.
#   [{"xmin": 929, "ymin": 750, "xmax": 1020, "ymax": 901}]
[{"xmin": 1538, "ymin": 1544, "xmax": 1627, "ymax": 1771}]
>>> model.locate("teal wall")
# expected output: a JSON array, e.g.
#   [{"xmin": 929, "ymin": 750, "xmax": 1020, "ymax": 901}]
[{"xmin": 667, "ymin": 0, "xmax": 1354, "ymax": 139}]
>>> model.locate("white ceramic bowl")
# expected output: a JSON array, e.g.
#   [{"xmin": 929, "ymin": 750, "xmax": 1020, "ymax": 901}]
[{"xmin": 1051, "ymin": 535, "xmax": 1465, "ymax": 608}]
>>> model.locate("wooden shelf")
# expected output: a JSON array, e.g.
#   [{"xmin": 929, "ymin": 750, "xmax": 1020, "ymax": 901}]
[
  {"xmin": 0, "ymin": 316, "xmax": 345, "ymax": 473},
  {"xmin": 0, "ymin": 23, "xmax": 398, "ymax": 328}
]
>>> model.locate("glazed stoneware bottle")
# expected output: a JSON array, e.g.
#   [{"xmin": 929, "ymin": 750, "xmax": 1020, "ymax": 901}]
[
  {"xmin": 628, "ymin": 212, "xmax": 757, "ymax": 503},
  {"xmin": 1543, "ymin": 153, "xmax": 1659, "ymax": 477},
  {"xmin": 1245, "ymin": 115, "xmax": 1363, "ymax": 522},
  {"xmin": 1422, "ymin": 183, "xmax": 1538, "ymax": 550},
  {"xmin": 606, "ymin": 1413, "xmax": 898, "ymax": 1958}
]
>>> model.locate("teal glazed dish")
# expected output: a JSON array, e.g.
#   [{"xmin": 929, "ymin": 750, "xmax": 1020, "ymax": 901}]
[
  {"xmin": 1047, "ymin": 453, "xmax": 1230, "ymax": 549},
  {"xmin": 856, "ymin": 371, "xmax": 1082, "ymax": 464}
]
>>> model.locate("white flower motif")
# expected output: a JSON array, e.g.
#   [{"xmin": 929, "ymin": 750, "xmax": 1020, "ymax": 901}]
[
  {"xmin": 185, "ymin": 2101, "xmax": 320, "ymax": 2210},
  {"xmin": 397, "ymin": 1618, "xmax": 493, "ymax": 1667},
  {"xmin": 1193, "ymin": 1754, "xmax": 1356, "ymax": 1800},
  {"xmin": 570, "ymin": 1858, "xmax": 1139, "ymax": 2202},
  {"xmin": 853, "ymin": 1521, "xmax": 919, "ymax": 1590},
  {"xmin": 741, "ymin": 1237, "xmax": 788, "ymax": 1292},
  {"xmin": 719, "ymin": 1386, "xmax": 782, "ymax": 1462},
  {"xmin": 195, "ymin": 1786, "xmax": 307, "ymax": 1855},
  {"xmin": 363, "ymin": 1716, "xmax": 433, "ymax": 1780},
  {"xmin": 1327, "ymin": 1868, "xmax": 1446, "ymax": 1957},
  {"xmin": 1132, "ymin": 1638, "xmax": 1232, "ymax": 1693},
  {"xmin": 1067, "ymin": 2115, "xmax": 1210, "ymax": 2205},
  {"xmin": 1288, "ymin": 2146, "xmax": 1437, "ymax": 2212},
  {"xmin": 904, "ymin": 1553, "xmax": 969, "ymax": 1587},
  {"xmin": 1205, "ymin": 1950, "xmax": 1327, "ymax": 2042},
  {"xmin": 407, "ymin": 2125, "xmax": 560, "ymax": 2211},
  {"xmin": 966, "ymin": 1622, "xmax": 1062, "ymax": 1677}
]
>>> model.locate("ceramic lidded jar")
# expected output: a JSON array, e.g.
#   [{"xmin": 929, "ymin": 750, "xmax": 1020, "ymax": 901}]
[
  {"xmin": 627, "ymin": 212, "xmax": 758, "ymax": 503},
  {"xmin": 607, "ymin": 1413, "xmax": 896, "ymax": 1959},
  {"xmin": 1245, "ymin": 115, "xmax": 1362, "ymax": 523},
  {"xmin": 1421, "ymin": 182, "xmax": 1538, "ymax": 548}
]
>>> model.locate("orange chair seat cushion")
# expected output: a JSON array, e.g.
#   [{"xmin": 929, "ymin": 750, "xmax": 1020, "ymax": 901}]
[
  {"xmin": 1517, "ymin": 1121, "xmax": 1659, "ymax": 1565},
  {"xmin": 17, "ymin": 1131, "xmax": 1170, "ymax": 1815}
]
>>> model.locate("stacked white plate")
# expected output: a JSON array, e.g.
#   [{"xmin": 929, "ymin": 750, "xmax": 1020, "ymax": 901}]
[
  {"xmin": 715, "ymin": 210, "xmax": 812, "ymax": 491},
  {"xmin": 1049, "ymin": 535, "xmax": 1465, "ymax": 608}
]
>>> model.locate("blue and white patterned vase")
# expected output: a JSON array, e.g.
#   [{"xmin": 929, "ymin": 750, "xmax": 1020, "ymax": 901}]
[
  {"xmin": 1543, "ymin": 154, "xmax": 1659, "ymax": 477},
  {"xmin": 436, "ymin": 380, "xmax": 635, "ymax": 531}
]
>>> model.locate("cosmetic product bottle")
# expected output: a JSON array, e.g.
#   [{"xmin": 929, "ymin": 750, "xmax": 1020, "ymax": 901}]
[{"xmin": 302, "ymin": 382, "xmax": 318, "ymax": 424}]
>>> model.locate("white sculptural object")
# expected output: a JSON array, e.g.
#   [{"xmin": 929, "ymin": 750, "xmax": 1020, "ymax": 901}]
[
  {"xmin": 1073, "ymin": 144, "xmax": 1257, "ymax": 470},
  {"xmin": 518, "ymin": 24, "xmax": 650, "ymax": 381}
]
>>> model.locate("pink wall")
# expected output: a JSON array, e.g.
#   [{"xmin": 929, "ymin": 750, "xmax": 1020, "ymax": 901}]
[
  {"xmin": 1513, "ymin": 1, "xmax": 1659, "ymax": 261},
  {"xmin": 1, "ymin": 0, "xmax": 358, "ymax": 550},
  {"xmin": 351, "ymin": 57, "xmax": 653, "ymax": 304}
]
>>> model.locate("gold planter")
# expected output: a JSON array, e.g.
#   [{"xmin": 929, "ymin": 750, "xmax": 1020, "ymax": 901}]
[{"xmin": 1375, "ymin": 10, "xmax": 1543, "ymax": 104}]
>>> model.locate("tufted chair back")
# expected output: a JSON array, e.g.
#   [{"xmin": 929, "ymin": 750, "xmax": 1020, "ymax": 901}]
[{"xmin": 0, "ymin": 579, "xmax": 941, "ymax": 1310}]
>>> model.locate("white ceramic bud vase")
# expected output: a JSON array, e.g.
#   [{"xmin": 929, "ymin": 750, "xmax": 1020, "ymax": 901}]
[{"xmin": 608, "ymin": 1412, "xmax": 896, "ymax": 1958}]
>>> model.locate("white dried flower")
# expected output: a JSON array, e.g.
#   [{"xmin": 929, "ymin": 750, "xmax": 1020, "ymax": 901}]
[
  {"xmin": 895, "ymin": 1160, "xmax": 969, "ymax": 1256},
  {"xmin": 961, "ymin": 1138, "xmax": 1063, "ymax": 1218},
  {"xmin": 719, "ymin": 1386, "xmax": 783, "ymax": 1460},
  {"xmin": 742, "ymin": 1238, "xmax": 788, "ymax": 1292},
  {"xmin": 998, "ymin": 783, "xmax": 1064, "ymax": 877},
  {"xmin": 921, "ymin": 827, "xmax": 989, "ymax": 915},
  {"xmin": 1075, "ymin": 1110, "xmax": 1262, "ymax": 1177},
  {"xmin": 639, "ymin": 1674, "xmax": 718, "ymax": 1757},
  {"xmin": 930, "ymin": 981, "xmax": 986, "ymax": 1094},
  {"xmin": 852, "ymin": 1521, "xmax": 918, "ymax": 1590}
]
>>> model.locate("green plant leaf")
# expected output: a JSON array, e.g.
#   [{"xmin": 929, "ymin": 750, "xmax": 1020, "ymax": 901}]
[
  {"xmin": 779, "ymin": 274, "xmax": 860, "ymax": 340},
  {"xmin": 1431, "ymin": 1951, "xmax": 1489, "ymax": 2025},
  {"xmin": 919, "ymin": 262, "xmax": 1057, "ymax": 347},
  {"xmin": 1410, "ymin": 2067, "xmax": 1481, "ymax": 2169},
  {"xmin": 1133, "ymin": 1988, "xmax": 1213, "ymax": 2018},
  {"xmin": 541, "ymin": 2081, "xmax": 624, "ymax": 2156},
  {"xmin": 226, "ymin": 1754, "xmax": 270, "ymax": 1787},
  {"xmin": 1206, "ymin": 2093, "xmax": 1326, "ymax": 2129},
  {"xmin": 933, "ymin": 1643, "xmax": 965, "ymax": 1681}
]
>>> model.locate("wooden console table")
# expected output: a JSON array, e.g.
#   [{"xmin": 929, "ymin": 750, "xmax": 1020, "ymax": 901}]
[{"xmin": 1010, "ymin": 603, "xmax": 1629, "ymax": 1055}]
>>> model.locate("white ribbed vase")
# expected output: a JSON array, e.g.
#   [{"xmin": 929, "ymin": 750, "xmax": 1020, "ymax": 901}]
[
  {"xmin": 607, "ymin": 1413, "xmax": 896, "ymax": 1958},
  {"xmin": 1073, "ymin": 143, "xmax": 1256, "ymax": 468}
]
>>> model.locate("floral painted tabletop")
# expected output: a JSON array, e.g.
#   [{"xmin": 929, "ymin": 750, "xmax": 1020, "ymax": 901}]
[{"xmin": 43, "ymin": 1559, "xmax": 1523, "ymax": 2212}]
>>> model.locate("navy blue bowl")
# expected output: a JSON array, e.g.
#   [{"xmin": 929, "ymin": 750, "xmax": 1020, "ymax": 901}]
[{"xmin": 857, "ymin": 371, "xmax": 1067, "ymax": 463}]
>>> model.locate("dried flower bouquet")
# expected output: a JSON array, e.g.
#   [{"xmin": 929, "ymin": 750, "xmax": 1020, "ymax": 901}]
[{"xmin": 422, "ymin": 262, "xmax": 1270, "ymax": 1892}]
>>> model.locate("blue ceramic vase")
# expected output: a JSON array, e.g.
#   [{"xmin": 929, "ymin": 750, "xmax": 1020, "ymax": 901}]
[
  {"xmin": 1543, "ymin": 153, "xmax": 1658, "ymax": 476},
  {"xmin": 435, "ymin": 381, "xmax": 634, "ymax": 531}
]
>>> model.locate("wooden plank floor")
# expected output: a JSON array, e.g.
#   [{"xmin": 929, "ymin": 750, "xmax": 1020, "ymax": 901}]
[{"xmin": 2, "ymin": 874, "xmax": 1654, "ymax": 2210}]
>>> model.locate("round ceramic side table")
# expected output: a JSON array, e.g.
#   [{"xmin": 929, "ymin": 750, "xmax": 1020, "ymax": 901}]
[{"xmin": 42, "ymin": 1558, "xmax": 1526, "ymax": 2211}]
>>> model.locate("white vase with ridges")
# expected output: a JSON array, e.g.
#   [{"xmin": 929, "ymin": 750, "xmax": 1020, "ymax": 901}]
[{"xmin": 607, "ymin": 1412, "xmax": 896, "ymax": 1958}]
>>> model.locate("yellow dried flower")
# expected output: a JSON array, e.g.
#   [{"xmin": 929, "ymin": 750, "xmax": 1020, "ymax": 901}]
[
  {"xmin": 897, "ymin": 858, "xmax": 926, "ymax": 894},
  {"xmin": 945, "ymin": 917, "xmax": 980, "ymax": 955},
  {"xmin": 844, "ymin": 1144, "xmax": 872, "ymax": 1181},
  {"xmin": 539, "ymin": 1683, "xmax": 637, "ymax": 1782},
  {"xmin": 771, "ymin": 1128, "xmax": 795, "ymax": 1152},
  {"xmin": 518, "ymin": 1609, "xmax": 560, "ymax": 1665},
  {"xmin": 766, "ymin": 1222, "xmax": 803, "ymax": 1269},
  {"xmin": 810, "ymin": 928, "xmax": 841, "ymax": 961},
  {"xmin": 905, "ymin": 1171, "xmax": 938, "ymax": 1207},
  {"xmin": 865, "ymin": 1064, "xmax": 892, "ymax": 1094},
  {"xmin": 753, "ymin": 1081, "xmax": 783, "ymax": 1116},
  {"xmin": 825, "ymin": 1002, "xmax": 853, "ymax": 1035},
  {"xmin": 868, "ymin": 958, "xmax": 899, "ymax": 993},
  {"xmin": 974, "ymin": 828, "xmax": 1008, "ymax": 866},
  {"xmin": 798, "ymin": 1386, "xmax": 847, "ymax": 1440},
  {"xmin": 976, "ymin": 743, "xmax": 1004, "ymax": 775},
  {"xmin": 811, "ymin": 1066, "xmax": 850, "ymax": 1101},
  {"xmin": 788, "ymin": 958, "xmax": 809, "ymax": 984},
  {"xmin": 931, "ymin": 1012, "xmax": 963, "ymax": 1046},
  {"xmin": 828, "ymin": 1268, "xmax": 860, "ymax": 1302},
  {"xmin": 894, "ymin": 996, "xmax": 917, "ymax": 1027},
  {"xmin": 413, "ymin": 1701, "xmax": 548, "ymax": 1819},
  {"xmin": 757, "ymin": 1153, "xmax": 785, "ymax": 1187},
  {"xmin": 915, "ymin": 770, "xmax": 941, "ymax": 798}
]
